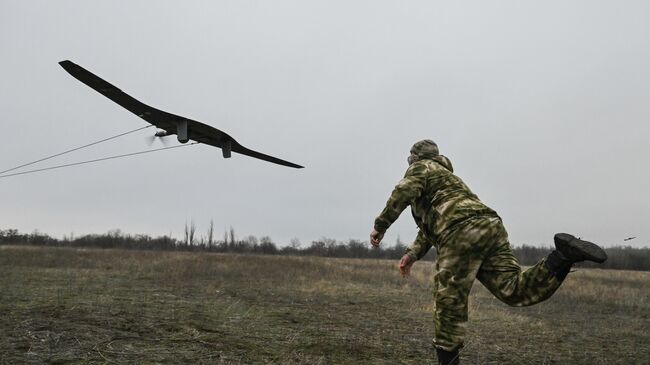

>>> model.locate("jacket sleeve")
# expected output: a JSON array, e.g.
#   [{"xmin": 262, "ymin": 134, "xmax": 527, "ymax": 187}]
[
  {"xmin": 405, "ymin": 230, "xmax": 434, "ymax": 261},
  {"xmin": 373, "ymin": 162, "xmax": 426, "ymax": 233}
]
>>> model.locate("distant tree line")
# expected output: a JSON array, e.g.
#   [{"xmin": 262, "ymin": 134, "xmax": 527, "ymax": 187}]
[{"xmin": 1, "ymin": 227, "xmax": 649, "ymax": 271}]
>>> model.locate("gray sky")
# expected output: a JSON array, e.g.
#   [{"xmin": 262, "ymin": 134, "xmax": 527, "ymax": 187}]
[{"xmin": 1, "ymin": 1, "xmax": 649, "ymax": 248}]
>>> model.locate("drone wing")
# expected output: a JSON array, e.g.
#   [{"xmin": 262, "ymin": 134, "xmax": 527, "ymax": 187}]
[
  {"xmin": 58, "ymin": 60, "xmax": 304, "ymax": 169},
  {"xmin": 181, "ymin": 119, "xmax": 304, "ymax": 168},
  {"xmin": 59, "ymin": 60, "xmax": 180, "ymax": 133}
]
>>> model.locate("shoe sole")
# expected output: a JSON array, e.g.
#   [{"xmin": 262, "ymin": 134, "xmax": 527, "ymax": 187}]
[{"xmin": 554, "ymin": 233, "xmax": 608, "ymax": 263}]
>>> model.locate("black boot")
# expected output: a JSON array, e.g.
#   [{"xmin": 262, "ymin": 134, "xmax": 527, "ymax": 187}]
[
  {"xmin": 545, "ymin": 233, "xmax": 608, "ymax": 280},
  {"xmin": 554, "ymin": 233, "xmax": 608, "ymax": 263},
  {"xmin": 436, "ymin": 348, "xmax": 460, "ymax": 365}
]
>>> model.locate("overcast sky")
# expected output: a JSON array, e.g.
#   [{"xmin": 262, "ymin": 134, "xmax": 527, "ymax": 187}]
[{"xmin": 1, "ymin": 1, "xmax": 648, "ymax": 248}]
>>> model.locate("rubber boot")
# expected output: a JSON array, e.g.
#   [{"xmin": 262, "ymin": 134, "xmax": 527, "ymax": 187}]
[
  {"xmin": 436, "ymin": 348, "xmax": 460, "ymax": 365},
  {"xmin": 545, "ymin": 233, "xmax": 608, "ymax": 280}
]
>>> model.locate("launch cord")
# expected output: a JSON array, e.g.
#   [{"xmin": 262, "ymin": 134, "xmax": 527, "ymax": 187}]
[
  {"xmin": 0, "ymin": 143, "xmax": 198, "ymax": 179},
  {"xmin": 0, "ymin": 125, "xmax": 154, "ymax": 175}
]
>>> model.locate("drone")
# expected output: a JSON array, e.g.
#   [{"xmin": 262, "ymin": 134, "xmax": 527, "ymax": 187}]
[{"xmin": 58, "ymin": 60, "xmax": 303, "ymax": 169}]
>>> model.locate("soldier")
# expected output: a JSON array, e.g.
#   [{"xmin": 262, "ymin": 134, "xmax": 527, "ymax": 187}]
[{"xmin": 370, "ymin": 140, "xmax": 607, "ymax": 365}]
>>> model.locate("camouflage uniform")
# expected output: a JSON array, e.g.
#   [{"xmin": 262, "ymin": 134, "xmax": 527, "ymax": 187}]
[{"xmin": 374, "ymin": 141, "xmax": 563, "ymax": 352}]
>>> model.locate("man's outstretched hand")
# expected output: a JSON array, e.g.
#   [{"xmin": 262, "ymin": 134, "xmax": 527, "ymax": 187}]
[
  {"xmin": 370, "ymin": 229, "xmax": 384, "ymax": 247},
  {"xmin": 399, "ymin": 254, "xmax": 415, "ymax": 277}
]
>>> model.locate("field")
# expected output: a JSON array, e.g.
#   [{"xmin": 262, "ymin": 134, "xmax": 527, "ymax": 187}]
[{"xmin": 1, "ymin": 246, "xmax": 648, "ymax": 364}]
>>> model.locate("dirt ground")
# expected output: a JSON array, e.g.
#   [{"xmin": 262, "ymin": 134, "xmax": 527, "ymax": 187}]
[{"xmin": 1, "ymin": 245, "xmax": 648, "ymax": 364}]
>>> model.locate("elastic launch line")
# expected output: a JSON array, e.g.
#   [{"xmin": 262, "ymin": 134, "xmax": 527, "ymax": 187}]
[
  {"xmin": 0, "ymin": 143, "xmax": 198, "ymax": 179},
  {"xmin": 0, "ymin": 125, "xmax": 154, "ymax": 175}
]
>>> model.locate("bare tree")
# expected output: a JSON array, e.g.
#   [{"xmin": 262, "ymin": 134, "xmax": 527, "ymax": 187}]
[
  {"xmin": 290, "ymin": 237, "xmax": 302, "ymax": 249},
  {"xmin": 207, "ymin": 219, "xmax": 215, "ymax": 249},
  {"xmin": 184, "ymin": 221, "xmax": 189, "ymax": 246},
  {"xmin": 229, "ymin": 226, "xmax": 236, "ymax": 248},
  {"xmin": 243, "ymin": 235, "xmax": 259, "ymax": 246},
  {"xmin": 189, "ymin": 219, "xmax": 196, "ymax": 246},
  {"xmin": 260, "ymin": 236, "xmax": 277, "ymax": 254}
]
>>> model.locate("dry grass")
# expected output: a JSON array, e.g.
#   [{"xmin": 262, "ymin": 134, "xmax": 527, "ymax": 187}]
[{"xmin": 0, "ymin": 245, "xmax": 648, "ymax": 364}]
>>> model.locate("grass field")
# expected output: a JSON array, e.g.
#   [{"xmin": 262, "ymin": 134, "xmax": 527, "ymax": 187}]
[{"xmin": 1, "ymin": 245, "xmax": 648, "ymax": 364}]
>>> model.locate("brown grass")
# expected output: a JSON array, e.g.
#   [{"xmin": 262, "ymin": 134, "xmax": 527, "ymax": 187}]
[{"xmin": 0, "ymin": 245, "xmax": 648, "ymax": 364}]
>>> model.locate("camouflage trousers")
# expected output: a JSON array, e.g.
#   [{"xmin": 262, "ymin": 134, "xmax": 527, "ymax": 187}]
[{"xmin": 432, "ymin": 216, "xmax": 562, "ymax": 351}]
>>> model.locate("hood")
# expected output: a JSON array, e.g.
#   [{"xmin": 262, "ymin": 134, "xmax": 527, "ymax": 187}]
[{"xmin": 432, "ymin": 155, "xmax": 453, "ymax": 173}]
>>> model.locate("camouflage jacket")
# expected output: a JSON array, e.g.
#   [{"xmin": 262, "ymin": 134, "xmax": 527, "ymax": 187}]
[{"xmin": 374, "ymin": 155, "xmax": 498, "ymax": 260}]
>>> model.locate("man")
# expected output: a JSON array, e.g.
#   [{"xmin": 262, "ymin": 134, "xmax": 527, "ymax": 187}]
[{"xmin": 370, "ymin": 140, "xmax": 607, "ymax": 365}]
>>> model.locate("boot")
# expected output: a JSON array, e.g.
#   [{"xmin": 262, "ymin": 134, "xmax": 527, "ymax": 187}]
[
  {"xmin": 436, "ymin": 348, "xmax": 460, "ymax": 365},
  {"xmin": 554, "ymin": 233, "xmax": 608, "ymax": 263},
  {"xmin": 545, "ymin": 233, "xmax": 608, "ymax": 280}
]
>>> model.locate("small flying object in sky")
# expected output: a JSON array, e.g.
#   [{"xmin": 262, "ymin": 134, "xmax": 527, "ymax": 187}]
[
  {"xmin": 623, "ymin": 237, "xmax": 636, "ymax": 241},
  {"xmin": 58, "ymin": 60, "xmax": 303, "ymax": 169}
]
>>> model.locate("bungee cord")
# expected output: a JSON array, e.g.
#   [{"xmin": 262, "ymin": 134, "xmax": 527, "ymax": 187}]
[
  {"xmin": 0, "ymin": 125, "xmax": 154, "ymax": 176},
  {"xmin": 0, "ymin": 143, "xmax": 198, "ymax": 179}
]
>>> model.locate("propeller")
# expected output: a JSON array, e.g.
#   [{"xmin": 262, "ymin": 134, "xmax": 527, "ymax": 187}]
[{"xmin": 146, "ymin": 130, "xmax": 172, "ymax": 146}]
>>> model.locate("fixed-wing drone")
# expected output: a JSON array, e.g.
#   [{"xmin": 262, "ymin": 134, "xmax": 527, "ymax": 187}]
[{"xmin": 58, "ymin": 60, "xmax": 303, "ymax": 169}]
